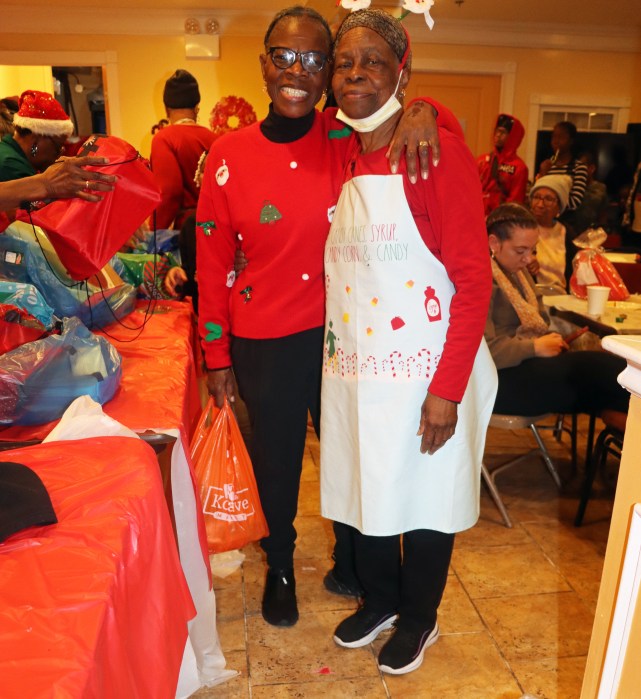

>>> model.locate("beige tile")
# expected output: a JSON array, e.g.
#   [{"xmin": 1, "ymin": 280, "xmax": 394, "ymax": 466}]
[
  {"xmin": 523, "ymin": 520, "xmax": 608, "ymax": 567},
  {"xmin": 237, "ymin": 540, "xmax": 263, "ymax": 563},
  {"xmin": 246, "ymin": 609, "xmax": 380, "ymax": 685},
  {"xmin": 215, "ymin": 584, "xmax": 245, "ymax": 622},
  {"xmin": 381, "ymin": 631, "xmax": 522, "ymax": 698},
  {"xmin": 217, "ymin": 616, "xmax": 246, "ymax": 654},
  {"xmin": 191, "ymin": 650, "xmax": 249, "ymax": 698},
  {"xmin": 523, "ymin": 521, "xmax": 607, "ymax": 583},
  {"xmin": 561, "ymin": 567, "xmax": 604, "ymax": 615},
  {"xmin": 252, "ymin": 677, "xmax": 388, "ymax": 698},
  {"xmin": 438, "ymin": 575, "xmax": 485, "ymax": 634},
  {"xmin": 243, "ymin": 558, "xmax": 358, "ymax": 618},
  {"xmin": 475, "ymin": 591, "xmax": 594, "ymax": 662},
  {"xmin": 511, "ymin": 655, "xmax": 588, "ymax": 699},
  {"xmin": 452, "ymin": 542, "xmax": 570, "ymax": 599},
  {"xmin": 301, "ymin": 449, "xmax": 320, "ymax": 483},
  {"xmin": 196, "ymin": 420, "xmax": 612, "ymax": 698},
  {"xmin": 297, "ymin": 479, "xmax": 322, "ymax": 516},
  {"xmin": 457, "ymin": 510, "xmax": 533, "ymax": 547},
  {"xmin": 293, "ymin": 513, "xmax": 335, "ymax": 562}
]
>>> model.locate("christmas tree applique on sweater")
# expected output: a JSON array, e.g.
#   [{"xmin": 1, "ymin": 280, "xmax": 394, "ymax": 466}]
[{"xmin": 259, "ymin": 201, "xmax": 282, "ymax": 224}]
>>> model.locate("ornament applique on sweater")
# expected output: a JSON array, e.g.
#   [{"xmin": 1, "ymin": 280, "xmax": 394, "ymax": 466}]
[
  {"xmin": 259, "ymin": 201, "xmax": 282, "ymax": 224},
  {"xmin": 198, "ymin": 220, "xmax": 217, "ymax": 236},
  {"xmin": 204, "ymin": 322, "xmax": 223, "ymax": 342}
]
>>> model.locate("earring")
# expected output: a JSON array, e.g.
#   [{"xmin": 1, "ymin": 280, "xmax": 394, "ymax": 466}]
[
  {"xmin": 262, "ymin": 83, "xmax": 267, "ymax": 93},
  {"xmin": 322, "ymin": 89, "xmax": 327, "ymax": 100},
  {"xmin": 31, "ymin": 142, "xmax": 39, "ymax": 157},
  {"xmin": 399, "ymin": 89, "xmax": 406, "ymax": 99}
]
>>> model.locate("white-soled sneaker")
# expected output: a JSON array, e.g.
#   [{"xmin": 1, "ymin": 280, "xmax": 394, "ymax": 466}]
[
  {"xmin": 334, "ymin": 607, "xmax": 397, "ymax": 648},
  {"xmin": 377, "ymin": 622, "xmax": 439, "ymax": 675}
]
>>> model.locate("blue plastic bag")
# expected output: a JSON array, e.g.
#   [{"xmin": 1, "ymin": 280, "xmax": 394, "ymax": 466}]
[
  {"xmin": 0, "ymin": 317, "xmax": 122, "ymax": 426},
  {"xmin": 0, "ymin": 280, "xmax": 54, "ymax": 329},
  {"xmin": 0, "ymin": 226, "xmax": 136, "ymax": 329}
]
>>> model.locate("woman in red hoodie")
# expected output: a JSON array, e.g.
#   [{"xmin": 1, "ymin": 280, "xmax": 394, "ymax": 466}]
[{"xmin": 477, "ymin": 113, "xmax": 529, "ymax": 216}]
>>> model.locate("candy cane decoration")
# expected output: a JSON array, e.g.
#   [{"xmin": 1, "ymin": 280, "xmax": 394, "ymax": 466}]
[
  {"xmin": 388, "ymin": 350, "xmax": 403, "ymax": 378},
  {"xmin": 344, "ymin": 351, "xmax": 358, "ymax": 376}
]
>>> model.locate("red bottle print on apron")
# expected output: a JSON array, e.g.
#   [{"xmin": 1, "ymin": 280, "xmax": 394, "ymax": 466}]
[{"xmin": 424, "ymin": 286, "xmax": 442, "ymax": 322}]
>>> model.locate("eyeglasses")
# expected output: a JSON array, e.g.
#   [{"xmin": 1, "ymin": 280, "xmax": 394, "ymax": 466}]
[
  {"xmin": 45, "ymin": 136, "xmax": 65, "ymax": 155},
  {"xmin": 530, "ymin": 193, "xmax": 558, "ymax": 205},
  {"xmin": 268, "ymin": 47, "xmax": 328, "ymax": 73}
]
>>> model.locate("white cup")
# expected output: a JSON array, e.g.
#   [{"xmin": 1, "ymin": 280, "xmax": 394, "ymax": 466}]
[{"xmin": 587, "ymin": 285, "xmax": 610, "ymax": 317}]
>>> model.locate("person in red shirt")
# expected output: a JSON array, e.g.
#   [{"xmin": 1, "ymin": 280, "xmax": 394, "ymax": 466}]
[
  {"xmin": 477, "ymin": 113, "xmax": 528, "ymax": 216},
  {"xmin": 149, "ymin": 70, "xmax": 215, "ymax": 230},
  {"xmin": 197, "ymin": 6, "xmax": 446, "ymax": 630}
]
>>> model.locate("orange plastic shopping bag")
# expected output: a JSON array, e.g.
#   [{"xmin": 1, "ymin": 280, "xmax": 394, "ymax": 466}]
[{"xmin": 190, "ymin": 397, "xmax": 268, "ymax": 553}]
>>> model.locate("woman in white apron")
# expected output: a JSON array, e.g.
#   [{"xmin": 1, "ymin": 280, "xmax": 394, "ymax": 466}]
[{"xmin": 321, "ymin": 9, "xmax": 497, "ymax": 675}]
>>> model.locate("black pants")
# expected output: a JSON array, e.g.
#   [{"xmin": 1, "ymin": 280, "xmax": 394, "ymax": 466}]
[
  {"xmin": 354, "ymin": 528, "xmax": 455, "ymax": 632},
  {"xmin": 231, "ymin": 328, "xmax": 323, "ymax": 569},
  {"xmin": 494, "ymin": 351, "xmax": 629, "ymax": 416}
]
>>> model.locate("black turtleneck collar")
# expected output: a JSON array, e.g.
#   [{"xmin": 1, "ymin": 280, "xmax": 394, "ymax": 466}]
[{"xmin": 260, "ymin": 104, "xmax": 316, "ymax": 144}]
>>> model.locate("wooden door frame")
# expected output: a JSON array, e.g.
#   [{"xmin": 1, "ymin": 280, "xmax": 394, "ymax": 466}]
[
  {"xmin": 0, "ymin": 50, "xmax": 121, "ymax": 137},
  {"xmin": 410, "ymin": 58, "xmax": 516, "ymax": 115}
]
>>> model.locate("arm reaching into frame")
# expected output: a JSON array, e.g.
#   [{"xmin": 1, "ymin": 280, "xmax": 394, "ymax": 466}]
[{"xmin": 0, "ymin": 156, "xmax": 116, "ymax": 210}]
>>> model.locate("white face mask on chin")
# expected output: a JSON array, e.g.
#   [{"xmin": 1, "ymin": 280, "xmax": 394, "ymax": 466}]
[{"xmin": 336, "ymin": 72, "xmax": 404, "ymax": 133}]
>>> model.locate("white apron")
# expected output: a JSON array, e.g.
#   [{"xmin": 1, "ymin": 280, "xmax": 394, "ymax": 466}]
[{"xmin": 320, "ymin": 173, "xmax": 497, "ymax": 535}]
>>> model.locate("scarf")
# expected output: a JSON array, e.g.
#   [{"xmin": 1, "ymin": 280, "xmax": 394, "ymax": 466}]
[{"xmin": 491, "ymin": 258, "xmax": 549, "ymax": 338}]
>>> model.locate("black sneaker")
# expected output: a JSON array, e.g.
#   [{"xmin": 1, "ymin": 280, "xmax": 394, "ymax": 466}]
[
  {"xmin": 261, "ymin": 568, "xmax": 298, "ymax": 627},
  {"xmin": 323, "ymin": 568, "xmax": 364, "ymax": 598},
  {"xmin": 378, "ymin": 622, "xmax": 439, "ymax": 675},
  {"xmin": 334, "ymin": 606, "xmax": 397, "ymax": 648}
]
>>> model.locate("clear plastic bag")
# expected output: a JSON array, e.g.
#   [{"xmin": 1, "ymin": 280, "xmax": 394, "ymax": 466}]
[
  {"xmin": 569, "ymin": 227, "xmax": 630, "ymax": 301},
  {"xmin": 0, "ymin": 316, "xmax": 122, "ymax": 426}
]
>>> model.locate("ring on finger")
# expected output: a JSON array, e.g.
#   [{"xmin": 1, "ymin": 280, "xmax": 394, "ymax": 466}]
[
  {"xmin": 85, "ymin": 180, "xmax": 90, "ymax": 190},
  {"xmin": 419, "ymin": 140, "xmax": 429, "ymax": 149}
]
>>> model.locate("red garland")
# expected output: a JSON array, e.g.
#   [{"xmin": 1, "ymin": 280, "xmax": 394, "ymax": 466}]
[{"xmin": 209, "ymin": 95, "xmax": 257, "ymax": 139}]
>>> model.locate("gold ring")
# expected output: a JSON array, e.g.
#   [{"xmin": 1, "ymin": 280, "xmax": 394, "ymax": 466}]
[
  {"xmin": 419, "ymin": 140, "xmax": 429, "ymax": 148},
  {"xmin": 85, "ymin": 180, "xmax": 90, "ymax": 190}
]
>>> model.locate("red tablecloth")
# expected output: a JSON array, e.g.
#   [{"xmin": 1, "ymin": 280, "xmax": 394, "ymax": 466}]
[
  {"xmin": 0, "ymin": 300, "xmax": 202, "ymax": 443},
  {"xmin": 0, "ymin": 437, "xmax": 195, "ymax": 699},
  {"xmin": 0, "ymin": 301, "xmax": 235, "ymax": 695}
]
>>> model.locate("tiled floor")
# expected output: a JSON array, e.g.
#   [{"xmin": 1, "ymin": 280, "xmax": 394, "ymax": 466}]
[{"xmin": 195, "ymin": 416, "xmax": 616, "ymax": 699}]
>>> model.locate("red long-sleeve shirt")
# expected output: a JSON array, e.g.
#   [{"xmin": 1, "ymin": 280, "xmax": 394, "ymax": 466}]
[{"xmin": 150, "ymin": 123, "xmax": 215, "ymax": 229}]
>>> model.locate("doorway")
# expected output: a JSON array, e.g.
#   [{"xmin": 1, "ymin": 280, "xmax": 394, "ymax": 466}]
[
  {"xmin": 406, "ymin": 71, "xmax": 502, "ymax": 157},
  {"xmin": 52, "ymin": 66, "xmax": 106, "ymax": 137}
]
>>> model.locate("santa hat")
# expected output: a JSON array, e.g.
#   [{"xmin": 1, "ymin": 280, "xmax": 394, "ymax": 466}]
[
  {"xmin": 12, "ymin": 90, "xmax": 74, "ymax": 137},
  {"xmin": 531, "ymin": 174, "xmax": 572, "ymax": 213}
]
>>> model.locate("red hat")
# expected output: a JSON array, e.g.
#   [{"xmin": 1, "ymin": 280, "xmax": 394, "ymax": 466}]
[{"xmin": 13, "ymin": 90, "xmax": 73, "ymax": 137}]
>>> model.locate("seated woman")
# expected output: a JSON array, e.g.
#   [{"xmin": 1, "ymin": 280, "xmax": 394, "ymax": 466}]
[
  {"xmin": 526, "ymin": 174, "xmax": 573, "ymax": 293},
  {"xmin": 485, "ymin": 202, "xmax": 629, "ymax": 417}
]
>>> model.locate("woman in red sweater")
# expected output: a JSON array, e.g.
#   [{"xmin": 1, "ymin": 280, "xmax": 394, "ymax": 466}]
[{"xmin": 197, "ymin": 6, "xmax": 444, "ymax": 629}]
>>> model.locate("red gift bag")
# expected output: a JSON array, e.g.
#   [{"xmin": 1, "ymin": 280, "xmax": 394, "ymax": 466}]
[
  {"xmin": 19, "ymin": 135, "xmax": 161, "ymax": 281},
  {"xmin": 190, "ymin": 397, "xmax": 268, "ymax": 553},
  {"xmin": 570, "ymin": 249, "xmax": 630, "ymax": 301}
]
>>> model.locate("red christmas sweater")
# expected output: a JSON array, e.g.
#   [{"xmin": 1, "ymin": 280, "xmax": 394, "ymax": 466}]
[
  {"xmin": 197, "ymin": 101, "xmax": 464, "ymax": 372},
  {"xmin": 150, "ymin": 123, "xmax": 215, "ymax": 229},
  {"xmin": 196, "ymin": 109, "xmax": 350, "ymax": 368},
  {"xmin": 345, "ymin": 131, "xmax": 491, "ymax": 403}
]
